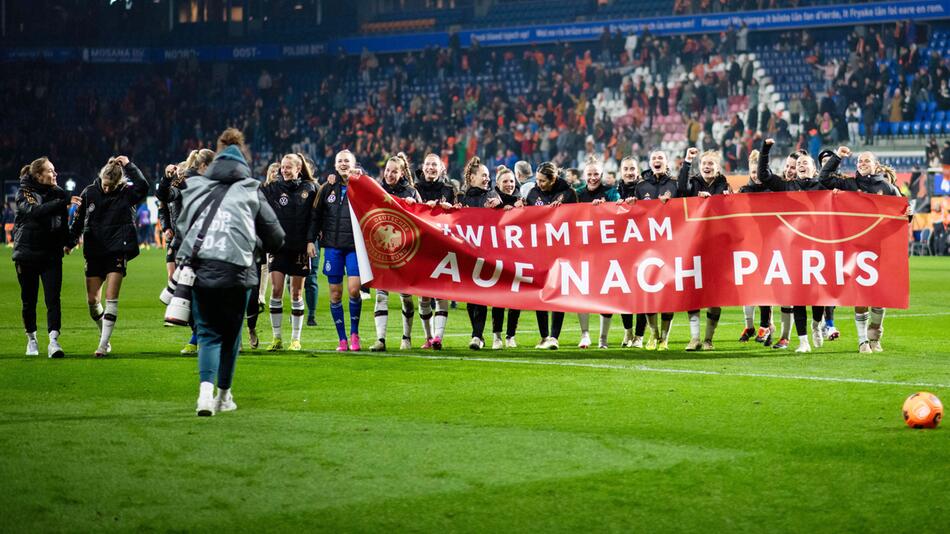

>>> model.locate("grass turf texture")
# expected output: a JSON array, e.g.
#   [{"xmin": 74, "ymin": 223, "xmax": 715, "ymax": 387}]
[{"xmin": 1, "ymin": 247, "xmax": 948, "ymax": 532}]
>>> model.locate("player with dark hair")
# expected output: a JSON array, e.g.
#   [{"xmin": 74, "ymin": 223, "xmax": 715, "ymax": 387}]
[
  {"xmin": 490, "ymin": 165, "xmax": 524, "ymax": 349},
  {"xmin": 414, "ymin": 153, "xmax": 456, "ymax": 350},
  {"xmin": 736, "ymin": 149, "xmax": 775, "ymax": 347}
]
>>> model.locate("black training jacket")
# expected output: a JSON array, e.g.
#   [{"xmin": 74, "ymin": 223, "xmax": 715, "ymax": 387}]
[
  {"xmin": 818, "ymin": 154, "xmax": 903, "ymax": 196},
  {"xmin": 617, "ymin": 179, "xmax": 638, "ymax": 200},
  {"xmin": 677, "ymin": 161, "xmax": 731, "ymax": 197},
  {"xmin": 69, "ymin": 162, "xmax": 150, "ymax": 259},
  {"xmin": 156, "ymin": 168, "xmax": 197, "ymax": 251},
  {"xmin": 313, "ymin": 180, "xmax": 355, "ymax": 250},
  {"xmin": 260, "ymin": 178, "xmax": 318, "ymax": 252},
  {"xmin": 12, "ymin": 174, "xmax": 69, "ymax": 263},
  {"xmin": 415, "ymin": 178, "xmax": 457, "ymax": 204},
  {"xmin": 524, "ymin": 177, "xmax": 578, "ymax": 206},
  {"xmin": 635, "ymin": 170, "xmax": 679, "ymax": 200},
  {"xmin": 758, "ymin": 142, "xmax": 824, "ymax": 192},
  {"xmin": 381, "ymin": 177, "xmax": 422, "ymax": 202},
  {"xmin": 495, "ymin": 187, "xmax": 522, "ymax": 207},
  {"xmin": 460, "ymin": 186, "xmax": 501, "ymax": 208}
]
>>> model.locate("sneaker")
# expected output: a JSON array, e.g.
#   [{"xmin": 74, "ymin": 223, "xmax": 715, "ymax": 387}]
[
  {"xmin": 772, "ymin": 338, "xmax": 789, "ymax": 350},
  {"xmin": 685, "ymin": 338, "xmax": 702, "ymax": 351},
  {"xmin": 288, "ymin": 339, "xmax": 302, "ymax": 351},
  {"xmin": 811, "ymin": 321, "xmax": 824, "ymax": 349},
  {"xmin": 825, "ymin": 326, "xmax": 840, "ymax": 341},
  {"xmin": 858, "ymin": 341, "xmax": 872, "ymax": 354},
  {"xmin": 869, "ymin": 340, "xmax": 883, "ymax": 352},
  {"xmin": 248, "ymin": 328, "xmax": 259, "ymax": 349},
  {"xmin": 739, "ymin": 327, "xmax": 755, "ymax": 342},
  {"xmin": 492, "ymin": 333, "xmax": 504, "ymax": 350},
  {"xmin": 181, "ymin": 343, "xmax": 198, "ymax": 355},
  {"xmin": 421, "ymin": 338, "xmax": 434, "ymax": 349},
  {"xmin": 266, "ymin": 339, "xmax": 282, "ymax": 352},
  {"xmin": 536, "ymin": 336, "xmax": 559, "ymax": 350},
  {"xmin": 370, "ymin": 339, "xmax": 386, "ymax": 352},
  {"xmin": 578, "ymin": 332, "xmax": 591, "ymax": 349},
  {"xmin": 762, "ymin": 330, "xmax": 774, "ymax": 347},
  {"xmin": 632, "ymin": 336, "xmax": 644, "ymax": 349},
  {"xmin": 468, "ymin": 337, "xmax": 484, "ymax": 350},
  {"xmin": 701, "ymin": 340, "xmax": 714, "ymax": 351},
  {"xmin": 307, "ymin": 317, "xmax": 318, "ymax": 327},
  {"xmin": 621, "ymin": 331, "xmax": 634, "ymax": 348},
  {"xmin": 47, "ymin": 339, "xmax": 64, "ymax": 359},
  {"xmin": 360, "ymin": 290, "xmax": 371, "ymax": 301},
  {"xmin": 795, "ymin": 343, "xmax": 812, "ymax": 353},
  {"xmin": 215, "ymin": 390, "xmax": 237, "ymax": 413},
  {"xmin": 94, "ymin": 345, "xmax": 110, "ymax": 358},
  {"xmin": 431, "ymin": 337, "xmax": 443, "ymax": 350},
  {"xmin": 25, "ymin": 337, "xmax": 39, "ymax": 356},
  {"xmin": 506, "ymin": 336, "xmax": 518, "ymax": 348},
  {"xmin": 196, "ymin": 392, "xmax": 215, "ymax": 417},
  {"xmin": 349, "ymin": 334, "xmax": 361, "ymax": 351},
  {"xmin": 645, "ymin": 337, "xmax": 657, "ymax": 350},
  {"xmin": 336, "ymin": 340, "xmax": 349, "ymax": 352},
  {"xmin": 400, "ymin": 337, "xmax": 412, "ymax": 350},
  {"xmin": 755, "ymin": 326, "xmax": 771, "ymax": 343},
  {"xmin": 657, "ymin": 339, "xmax": 669, "ymax": 351},
  {"xmin": 598, "ymin": 340, "xmax": 609, "ymax": 349}
]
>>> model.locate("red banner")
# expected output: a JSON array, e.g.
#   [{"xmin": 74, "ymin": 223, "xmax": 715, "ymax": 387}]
[{"xmin": 349, "ymin": 176, "xmax": 910, "ymax": 313}]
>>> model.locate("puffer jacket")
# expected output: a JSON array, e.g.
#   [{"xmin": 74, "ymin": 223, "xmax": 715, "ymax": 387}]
[
  {"xmin": 415, "ymin": 177, "xmax": 456, "ymax": 204},
  {"xmin": 635, "ymin": 169, "xmax": 679, "ymax": 200},
  {"xmin": 68, "ymin": 161, "xmax": 150, "ymax": 259},
  {"xmin": 758, "ymin": 141, "xmax": 824, "ymax": 192},
  {"xmin": 678, "ymin": 161, "xmax": 731, "ymax": 196},
  {"xmin": 12, "ymin": 174, "xmax": 69, "ymax": 262},
  {"xmin": 157, "ymin": 168, "xmax": 197, "ymax": 251},
  {"xmin": 381, "ymin": 177, "xmax": 422, "ymax": 202},
  {"xmin": 524, "ymin": 177, "xmax": 578, "ymax": 206},
  {"xmin": 313, "ymin": 179, "xmax": 356, "ymax": 250},
  {"xmin": 260, "ymin": 176, "xmax": 318, "ymax": 252},
  {"xmin": 819, "ymin": 153, "xmax": 903, "ymax": 196},
  {"xmin": 460, "ymin": 186, "xmax": 501, "ymax": 208},
  {"xmin": 577, "ymin": 183, "xmax": 620, "ymax": 203},
  {"xmin": 176, "ymin": 146, "xmax": 285, "ymax": 288}
]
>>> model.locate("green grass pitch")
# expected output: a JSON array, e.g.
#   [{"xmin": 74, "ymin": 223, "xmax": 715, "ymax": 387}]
[{"xmin": 1, "ymin": 247, "xmax": 948, "ymax": 532}]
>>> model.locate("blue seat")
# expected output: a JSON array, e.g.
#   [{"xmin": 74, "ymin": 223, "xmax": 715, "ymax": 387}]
[
  {"xmin": 859, "ymin": 122, "xmax": 866, "ymax": 136},
  {"xmin": 928, "ymin": 101, "xmax": 938, "ymax": 113},
  {"xmin": 890, "ymin": 122, "xmax": 901, "ymax": 135},
  {"xmin": 922, "ymin": 122, "xmax": 933, "ymax": 136},
  {"xmin": 912, "ymin": 121, "xmax": 922, "ymax": 136},
  {"xmin": 900, "ymin": 122, "xmax": 912, "ymax": 136},
  {"xmin": 875, "ymin": 121, "xmax": 888, "ymax": 135},
  {"xmin": 936, "ymin": 110, "xmax": 947, "ymax": 122}
]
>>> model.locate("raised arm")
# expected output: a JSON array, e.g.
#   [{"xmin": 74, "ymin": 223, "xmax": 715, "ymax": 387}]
[{"xmin": 758, "ymin": 139, "xmax": 786, "ymax": 192}]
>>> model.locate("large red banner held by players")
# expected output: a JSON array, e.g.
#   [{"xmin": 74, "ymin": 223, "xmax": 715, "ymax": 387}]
[{"xmin": 348, "ymin": 175, "xmax": 910, "ymax": 313}]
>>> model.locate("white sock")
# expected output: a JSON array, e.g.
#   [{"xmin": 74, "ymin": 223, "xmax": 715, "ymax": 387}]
[
  {"xmin": 855, "ymin": 311, "xmax": 869, "ymax": 344},
  {"xmin": 689, "ymin": 311, "xmax": 700, "ymax": 339},
  {"xmin": 199, "ymin": 381, "xmax": 214, "ymax": 398},
  {"xmin": 89, "ymin": 302, "xmax": 104, "ymax": 333},
  {"xmin": 812, "ymin": 320, "xmax": 822, "ymax": 333},
  {"xmin": 27, "ymin": 331, "xmax": 37, "ymax": 341},
  {"xmin": 216, "ymin": 387, "xmax": 230, "ymax": 401},
  {"xmin": 433, "ymin": 299, "xmax": 449, "ymax": 338},
  {"xmin": 780, "ymin": 310, "xmax": 792, "ymax": 339},
  {"xmin": 290, "ymin": 298, "xmax": 304, "ymax": 341},
  {"xmin": 578, "ymin": 313, "xmax": 590, "ymax": 335},
  {"xmin": 743, "ymin": 305, "xmax": 755, "ymax": 329},
  {"xmin": 648, "ymin": 314, "xmax": 659, "ymax": 338},
  {"xmin": 660, "ymin": 315, "xmax": 673, "ymax": 340},
  {"xmin": 798, "ymin": 335, "xmax": 809, "ymax": 348},
  {"xmin": 270, "ymin": 298, "xmax": 283, "ymax": 339},
  {"xmin": 374, "ymin": 290, "xmax": 389, "ymax": 341},
  {"xmin": 599, "ymin": 315, "xmax": 611, "ymax": 344},
  {"xmin": 419, "ymin": 298, "xmax": 433, "ymax": 339},
  {"xmin": 869, "ymin": 307, "xmax": 885, "ymax": 340},
  {"xmin": 400, "ymin": 294, "xmax": 414, "ymax": 339},
  {"xmin": 99, "ymin": 299, "xmax": 118, "ymax": 349},
  {"xmin": 49, "ymin": 330, "xmax": 59, "ymax": 342}
]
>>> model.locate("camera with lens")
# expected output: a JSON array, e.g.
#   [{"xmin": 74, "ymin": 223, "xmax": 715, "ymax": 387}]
[
  {"xmin": 159, "ymin": 265, "xmax": 180, "ymax": 306},
  {"xmin": 164, "ymin": 262, "xmax": 196, "ymax": 326}
]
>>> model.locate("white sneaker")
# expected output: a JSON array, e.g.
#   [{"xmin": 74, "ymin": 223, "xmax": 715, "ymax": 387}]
[
  {"xmin": 399, "ymin": 338, "xmax": 412, "ymax": 350},
  {"xmin": 795, "ymin": 343, "xmax": 812, "ymax": 353},
  {"xmin": 360, "ymin": 290, "xmax": 371, "ymax": 301},
  {"xmin": 869, "ymin": 340, "xmax": 883, "ymax": 352},
  {"xmin": 215, "ymin": 390, "xmax": 237, "ymax": 413},
  {"xmin": 631, "ymin": 336, "xmax": 644, "ymax": 349},
  {"xmin": 47, "ymin": 339, "xmax": 64, "ymax": 359},
  {"xmin": 811, "ymin": 321, "xmax": 824, "ymax": 348},
  {"xmin": 25, "ymin": 337, "xmax": 39, "ymax": 356},
  {"xmin": 621, "ymin": 331, "xmax": 634, "ymax": 348},
  {"xmin": 196, "ymin": 392, "xmax": 215, "ymax": 416},
  {"xmin": 492, "ymin": 333, "xmax": 504, "ymax": 350},
  {"xmin": 468, "ymin": 337, "xmax": 484, "ymax": 350},
  {"xmin": 505, "ymin": 336, "xmax": 518, "ymax": 348},
  {"xmin": 578, "ymin": 332, "xmax": 591, "ymax": 349},
  {"xmin": 536, "ymin": 336, "xmax": 559, "ymax": 350},
  {"xmin": 598, "ymin": 339, "xmax": 609, "ymax": 349}
]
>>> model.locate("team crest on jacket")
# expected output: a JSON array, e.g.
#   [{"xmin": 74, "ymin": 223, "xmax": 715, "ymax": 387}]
[
  {"xmin": 327, "ymin": 193, "xmax": 336, "ymax": 203},
  {"xmin": 278, "ymin": 194, "xmax": 289, "ymax": 206},
  {"xmin": 301, "ymin": 191, "xmax": 309, "ymax": 200},
  {"xmin": 359, "ymin": 208, "xmax": 420, "ymax": 269}
]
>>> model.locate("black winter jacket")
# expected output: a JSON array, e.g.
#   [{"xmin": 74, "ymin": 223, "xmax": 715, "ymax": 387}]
[
  {"xmin": 494, "ymin": 187, "xmax": 521, "ymax": 207},
  {"xmin": 313, "ymin": 180, "xmax": 355, "ymax": 250},
  {"xmin": 617, "ymin": 179, "xmax": 638, "ymax": 200},
  {"xmin": 524, "ymin": 177, "xmax": 578, "ymax": 206},
  {"xmin": 156, "ymin": 168, "xmax": 195, "ymax": 251},
  {"xmin": 415, "ymin": 178, "xmax": 456, "ymax": 204},
  {"xmin": 460, "ymin": 186, "xmax": 501, "ymax": 208},
  {"xmin": 758, "ymin": 142, "xmax": 824, "ymax": 192},
  {"xmin": 677, "ymin": 161, "xmax": 731, "ymax": 196},
  {"xmin": 818, "ymin": 154, "xmax": 903, "ymax": 196},
  {"xmin": 738, "ymin": 180, "xmax": 770, "ymax": 193},
  {"xmin": 381, "ymin": 177, "xmax": 422, "ymax": 202},
  {"xmin": 12, "ymin": 175, "xmax": 69, "ymax": 263},
  {"xmin": 577, "ymin": 183, "xmax": 618, "ymax": 203},
  {"xmin": 635, "ymin": 170, "xmax": 679, "ymax": 200},
  {"xmin": 260, "ymin": 178, "xmax": 318, "ymax": 252},
  {"xmin": 68, "ymin": 162, "xmax": 150, "ymax": 259}
]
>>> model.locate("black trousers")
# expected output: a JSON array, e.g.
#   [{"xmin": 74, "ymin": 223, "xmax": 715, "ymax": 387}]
[
  {"xmin": 246, "ymin": 262, "xmax": 263, "ymax": 330},
  {"xmin": 536, "ymin": 311, "xmax": 565, "ymax": 339},
  {"xmin": 491, "ymin": 307, "xmax": 521, "ymax": 337},
  {"xmin": 468, "ymin": 304, "xmax": 488, "ymax": 339},
  {"xmin": 16, "ymin": 258, "xmax": 63, "ymax": 333}
]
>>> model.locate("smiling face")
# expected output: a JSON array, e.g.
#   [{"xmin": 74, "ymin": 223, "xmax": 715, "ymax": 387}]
[
  {"xmin": 856, "ymin": 152, "xmax": 877, "ymax": 176},
  {"xmin": 469, "ymin": 164, "xmax": 490, "ymax": 189},
  {"xmin": 700, "ymin": 154, "xmax": 719, "ymax": 180},
  {"xmin": 621, "ymin": 159, "xmax": 639, "ymax": 183},
  {"xmin": 497, "ymin": 172, "xmax": 516, "ymax": 195},
  {"xmin": 649, "ymin": 151, "xmax": 668, "ymax": 175},
  {"xmin": 334, "ymin": 151, "xmax": 355, "ymax": 177},
  {"xmin": 383, "ymin": 159, "xmax": 403, "ymax": 186},
  {"xmin": 422, "ymin": 154, "xmax": 442, "ymax": 182},
  {"xmin": 280, "ymin": 155, "xmax": 300, "ymax": 181},
  {"xmin": 37, "ymin": 161, "xmax": 57, "ymax": 186},
  {"xmin": 536, "ymin": 171, "xmax": 556, "ymax": 192},
  {"xmin": 783, "ymin": 156, "xmax": 799, "ymax": 181},
  {"xmin": 796, "ymin": 156, "xmax": 816, "ymax": 179},
  {"xmin": 584, "ymin": 163, "xmax": 603, "ymax": 190}
]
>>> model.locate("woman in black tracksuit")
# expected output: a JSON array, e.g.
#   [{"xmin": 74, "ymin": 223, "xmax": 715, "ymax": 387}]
[
  {"xmin": 525, "ymin": 162, "xmax": 577, "ymax": 350},
  {"xmin": 678, "ymin": 148, "xmax": 731, "ymax": 352},
  {"xmin": 736, "ymin": 149, "xmax": 775, "ymax": 347},
  {"xmin": 14, "ymin": 157, "xmax": 78, "ymax": 358},
  {"xmin": 490, "ymin": 165, "xmax": 523, "ymax": 349},
  {"xmin": 369, "ymin": 153, "xmax": 422, "ymax": 352},
  {"xmin": 759, "ymin": 138, "xmax": 824, "ymax": 353},
  {"xmin": 158, "ymin": 148, "xmax": 214, "ymax": 354},
  {"xmin": 260, "ymin": 153, "xmax": 318, "ymax": 352},
  {"xmin": 458, "ymin": 156, "xmax": 502, "ymax": 350},
  {"xmin": 414, "ymin": 153, "xmax": 457, "ymax": 350},
  {"xmin": 616, "ymin": 156, "xmax": 644, "ymax": 348},
  {"xmin": 634, "ymin": 150, "xmax": 680, "ymax": 350},
  {"xmin": 820, "ymin": 146, "xmax": 909, "ymax": 354},
  {"xmin": 67, "ymin": 155, "xmax": 150, "ymax": 357}
]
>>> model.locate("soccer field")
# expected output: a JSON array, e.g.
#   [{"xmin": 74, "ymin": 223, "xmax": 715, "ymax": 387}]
[{"xmin": 1, "ymin": 247, "xmax": 948, "ymax": 532}]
